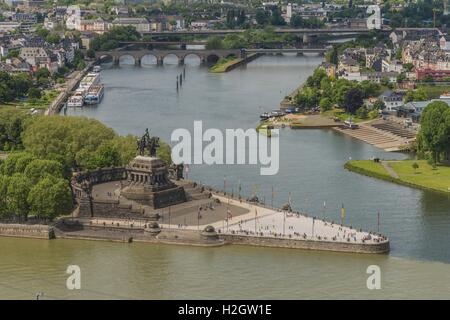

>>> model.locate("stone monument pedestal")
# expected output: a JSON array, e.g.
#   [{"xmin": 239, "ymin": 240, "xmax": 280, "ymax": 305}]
[{"xmin": 120, "ymin": 156, "xmax": 186, "ymax": 209}]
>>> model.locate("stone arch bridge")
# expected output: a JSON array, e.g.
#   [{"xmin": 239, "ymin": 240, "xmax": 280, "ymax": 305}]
[{"xmin": 95, "ymin": 49, "xmax": 242, "ymax": 66}]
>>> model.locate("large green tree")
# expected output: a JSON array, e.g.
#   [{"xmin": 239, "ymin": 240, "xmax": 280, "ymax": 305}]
[
  {"xmin": 0, "ymin": 153, "xmax": 35, "ymax": 176},
  {"xmin": 6, "ymin": 173, "xmax": 32, "ymax": 220},
  {"xmin": 24, "ymin": 159, "xmax": 64, "ymax": 184},
  {"xmin": 22, "ymin": 116, "xmax": 116, "ymax": 171},
  {"xmin": 205, "ymin": 36, "xmax": 224, "ymax": 50},
  {"xmin": 344, "ymin": 88, "xmax": 364, "ymax": 114},
  {"xmin": 27, "ymin": 177, "xmax": 73, "ymax": 219},
  {"xmin": 418, "ymin": 101, "xmax": 450, "ymax": 164},
  {"xmin": 0, "ymin": 175, "xmax": 9, "ymax": 218}
]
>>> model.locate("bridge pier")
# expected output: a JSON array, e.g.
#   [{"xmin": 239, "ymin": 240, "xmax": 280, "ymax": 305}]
[
  {"xmin": 178, "ymin": 57, "xmax": 184, "ymax": 66},
  {"xmin": 135, "ymin": 57, "xmax": 141, "ymax": 67},
  {"xmin": 303, "ymin": 34, "xmax": 311, "ymax": 44},
  {"xmin": 113, "ymin": 57, "xmax": 119, "ymax": 66},
  {"xmin": 157, "ymin": 56, "xmax": 164, "ymax": 66}
]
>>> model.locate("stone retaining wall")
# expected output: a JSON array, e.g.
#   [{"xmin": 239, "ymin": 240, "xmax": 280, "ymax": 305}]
[
  {"xmin": 222, "ymin": 53, "xmax": 263, "ymax": 72},
  {"xmin": 221, "ymin": 234, "xmax": 390, "ymax": 254},
  {"xmin": 78, "ymin": 199, "xmax": 145, "ymax": 219},
  {"xmin": 0, "ymin": 223, "xmax": 55, "ymax": 239}
]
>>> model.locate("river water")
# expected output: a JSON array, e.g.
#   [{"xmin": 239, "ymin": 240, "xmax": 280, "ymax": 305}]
[{"xmin": 1, "ymin": 55, "xmax": 450, "ymax": 299}]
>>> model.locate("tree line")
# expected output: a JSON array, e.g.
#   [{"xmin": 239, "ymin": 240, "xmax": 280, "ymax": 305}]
[
  {"xmin": 294, "ymin": 67, "xmax": 384, "ymax": 118},
  {"xmin": 0, "ymin": 109, "xmax": 172, "ymax": 221},
  {"xmin": 90, "ymin": 26, "xmax": 142, "ymax": 52}
]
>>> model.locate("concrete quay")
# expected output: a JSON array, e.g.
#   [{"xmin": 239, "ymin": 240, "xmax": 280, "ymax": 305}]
[
  {"xmin": 0, "ymin": 223, "xmax": 55, "ymax": 239},
  {"xmin": 1, "ymin": 182, "xmax": 389, "ymax": 254},
  {"xmin": 203, "ymin": 194, "xmax": 389, "ymax": 254},
  {"xmin": 333, "ymin": 120, "xmax": 416, "ymax": 152},
  {"xmin": 61, "ymin": 189, "xmax": 389, "ymax": 254},
  {"xmin": 45, "ymin": 61, "xmax": 95, "ymax": 116}
]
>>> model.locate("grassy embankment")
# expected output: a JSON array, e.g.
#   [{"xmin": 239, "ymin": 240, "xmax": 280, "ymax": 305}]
[
  {"xmin": 0, "ymin": 89, "xmax": 59, "ymax": 111},
  {"xmin": 322, "ymin": 108, "xmax": 378, "ymax": 123},
  {"xmin": 209, "ymin": 57, "xmax": 242, "ymax": 73},
  {"xmin": 345, "ymin": 160, "xmax": 450, "ymax": 194}
]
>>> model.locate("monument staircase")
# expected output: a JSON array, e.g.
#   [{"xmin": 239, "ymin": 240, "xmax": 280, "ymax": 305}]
[{"xmin": 176, "ymin": 180, "xmax": 211, "ymax": 201}]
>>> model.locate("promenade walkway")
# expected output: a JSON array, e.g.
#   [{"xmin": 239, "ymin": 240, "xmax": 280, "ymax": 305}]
[{"xmin": 381, "ymin": 161, "xmax": 400, "ymax": 179}]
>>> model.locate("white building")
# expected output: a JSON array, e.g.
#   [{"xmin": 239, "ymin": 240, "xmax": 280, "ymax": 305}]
[
  {"xmin": 65, "ymin": 5, "xmax": 81, "ymax": 30},
  {"xmin": 382, "ymin": 59, "xmax": 404, "ymax": 73},
  {"xmin": 0, "ymin": 21, "xmax": 21, "ymax": 33},
  {"xmin": 112, "ymin": 18, "xmax": 150, "ymax": 33}
]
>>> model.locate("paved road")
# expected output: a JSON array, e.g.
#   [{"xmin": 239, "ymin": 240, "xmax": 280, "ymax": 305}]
[{"xmin": 141, "ymin": 27, "xmax": 390, "ymax": 37}]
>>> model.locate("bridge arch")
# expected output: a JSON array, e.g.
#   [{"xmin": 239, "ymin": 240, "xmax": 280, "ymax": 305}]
[
  {"xmin": 118, "ymin": 54, "xmax": 136, "ymax": 66},
  {"xmin": 206, "ymin": 54, "xmax": 220, "ymax": 65},
  {"xmin": 97, "ymin": 53, "xmax": 114, "ymax": 65},
  {"xmin": 162, "ymin": 53, "xmax": 179, "ymax": 65},
  {"xmin": 182, "ymin": 53, "xmax": 202, "ymax": 66},
  {"xmin": 141, "ymin": 53, "xmax": 158, "ymax": 66}
]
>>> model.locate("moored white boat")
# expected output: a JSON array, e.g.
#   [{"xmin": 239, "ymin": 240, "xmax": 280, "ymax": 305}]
[
  {"xmin": 84, "ymin": 84, "xmax": 104, "ymax": 105},
  {"xmin": 79, "ymin": 72, "xmax": 100, "ymax": 91},
  {"xmin": 67, "ymin": 90, "xmax": 85, "ymax": 107}
]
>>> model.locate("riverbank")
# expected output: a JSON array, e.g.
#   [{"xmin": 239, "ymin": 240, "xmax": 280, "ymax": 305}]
[
  {"xmin": 0, "ymin": 223, "xmax": 55, "ymax": 239},
  {"xmin": 261, "ymin": 113, "xmax": 414, "ymax": 151},
  {"xmin": 45, "ymin": 61, "xmax": 95, "ymax": 115},
  {"xmin": 209, "ymin": 53, "xmax": 261, "ymax": 73},
  {"xmin": 345, "ymin": 159, "xmax": 450, "ymax": 194},
  {"xmin": 0, "ymin": 185, "xmax": 390, "ymax": 254}
]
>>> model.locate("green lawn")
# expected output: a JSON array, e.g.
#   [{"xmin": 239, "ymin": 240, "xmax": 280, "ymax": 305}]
[
  {"xmin": 389, "ymin": 160, "xmax": 450, "ymax": 192},
  {"xmin": 346, "ymin": 159, "xmax": 450, "ymax": 194},
  {"xmin": 0, "ymin": 90, "xmax": 59, "ymax": 111},
  {"xmin": 346, "ymin": 160, "xmax": 390, "ymax": 177},
  {"xmin": 210, "ymin": 57, "xmax": 242, "ymax": 73},
  {"xmin": 322, "ymin": 108, "xmax": 377, "ymax": 123}
]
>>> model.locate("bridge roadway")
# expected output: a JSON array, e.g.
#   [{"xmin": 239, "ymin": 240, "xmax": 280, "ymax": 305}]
[
  {"xmin": 96, "ymin": 49, "xmax": 242, "ymax": 66},
  {"xmin": 245, "ymin": 48, "xmax": 328, "ymax": 54},
  {"xmin": 96, "ymin": 47, "xmax": 326, "ymax": 66},
  {"xmin": 141, "ymin": 27, "xmax": 390, "ymax": 37}
]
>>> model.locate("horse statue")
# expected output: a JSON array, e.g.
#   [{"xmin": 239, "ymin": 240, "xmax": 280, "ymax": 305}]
[{"xmin": 136, "ymin": 129, "xmax": 160, "ymax": 157}]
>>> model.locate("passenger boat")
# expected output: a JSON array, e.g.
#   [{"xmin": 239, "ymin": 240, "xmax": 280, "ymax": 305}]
[
  {"xmin": 84, "ymin": 84, "xmax": 104, "ymax": 105},
  {"xmin": 67, "ymin": 90, "xmax": 85, "ymax": 107},
  {"xmin": 92, "ymin": 65, "xmax": 102, "ymax": 73},
  {"xmin": 79, "ymin": 72, "xmax": 100, "ymax": 91}
]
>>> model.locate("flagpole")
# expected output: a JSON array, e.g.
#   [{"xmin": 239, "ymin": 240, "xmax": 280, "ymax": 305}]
[
  {"xmin": 377, "ymin": 211, "xmax": 380, "ymax": 234},
  {"xmin": 312, "ymin": 217, "xmax": 315, "ymax": 238},
  {"xmin": 255, "ymin": 208, "xmax": 257, "ymax": 234},
  {"xmin": 169, "ymin": 205, "xmax": 171, "ymax": 229},
  {"xmin": 238, "ymin": 179, "xmax": 241, "ymax": 199},
  {"xmin": 271, "ymin": 185, "xmax": 274, "ymax": 209},
  {"xmin": 223, "ymin": 175, "xmax": 226, "ymax": 195}
]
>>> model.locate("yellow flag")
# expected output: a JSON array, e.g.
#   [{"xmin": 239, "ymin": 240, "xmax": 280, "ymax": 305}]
[{"xmin": 341, "ymin": 204, "xmax": 345, "ymax": 224}]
